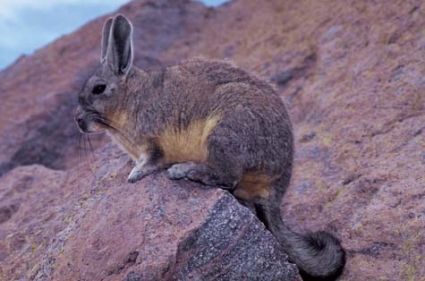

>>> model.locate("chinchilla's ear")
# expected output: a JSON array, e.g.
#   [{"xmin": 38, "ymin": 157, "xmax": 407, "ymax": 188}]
[
  {"xmin": 106, "ymin": 14, "xmax": 134, "ymax": 76},
  {"xmin": 101, "ymin": 17, "xmax": 113, "ymax": 63}
]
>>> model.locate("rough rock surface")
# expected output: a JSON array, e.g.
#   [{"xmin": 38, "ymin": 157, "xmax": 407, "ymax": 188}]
[
  {"xmin": 0, "ymin": 144, "xmax": 299, "ymax": 281},
  {"xmin": 1, "ymin": 0, "xmax": 425, "ymax": 280}
]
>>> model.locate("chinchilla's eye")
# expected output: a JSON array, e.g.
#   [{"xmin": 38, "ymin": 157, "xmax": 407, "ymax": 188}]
[{"xmin": 92, "ymin": 84, "xmax": 106, "ymax": 95}]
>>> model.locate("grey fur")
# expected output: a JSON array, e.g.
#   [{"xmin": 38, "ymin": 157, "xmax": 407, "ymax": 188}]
[
  {"xmin": 75, "ymin": 14, "xmax": 346, "ymax": 280},
  {"xmin": 100, "ymin": 17, "xmax": 113, "ymax": 63},
  {"xmin": 107, "ymin": 15, "xmax": 134, "ymax": 76}
]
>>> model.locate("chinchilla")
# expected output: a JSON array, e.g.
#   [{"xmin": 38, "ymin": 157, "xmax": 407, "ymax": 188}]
[{"xmin": 75, "ymin": 14, "xmax": 345, "ymax": 280}]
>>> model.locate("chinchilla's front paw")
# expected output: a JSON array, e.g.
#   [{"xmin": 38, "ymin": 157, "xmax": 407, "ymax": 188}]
[{"xmin": 127, "ymin": 167, "xmax": 149, "ymax": 183}]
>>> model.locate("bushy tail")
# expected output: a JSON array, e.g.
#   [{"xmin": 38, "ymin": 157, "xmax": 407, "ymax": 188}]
[{"xmin": 254, "ymin": 201, "xmax": 346, "ymax": 280}]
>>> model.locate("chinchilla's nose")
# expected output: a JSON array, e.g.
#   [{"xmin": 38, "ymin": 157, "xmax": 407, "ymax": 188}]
[
  {"xmin": 75, "ymin": 116, "xmax": 86, "ymax": 133},
  {"xmin": 74, "ymin": 109, "xmax": 87, "ymax": 133}
]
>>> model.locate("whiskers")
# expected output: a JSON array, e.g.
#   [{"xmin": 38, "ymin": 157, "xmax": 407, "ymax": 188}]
[
  {"xmin": 76, "ymin": 109, "xmax": 137, "ymax": 179},
  {"xmin": 77, "ymin": 132, "xmax": 97, "ymax": 176}
]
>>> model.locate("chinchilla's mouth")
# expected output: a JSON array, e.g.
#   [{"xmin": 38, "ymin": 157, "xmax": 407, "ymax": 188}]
[{"xmin": 75, "ymin": 115, "xmax": 106, "ymax": 134}]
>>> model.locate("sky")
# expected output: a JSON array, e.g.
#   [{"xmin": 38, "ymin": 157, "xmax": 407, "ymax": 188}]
[{"xmin": 0, "ymin": 0, "xmax": 229, "ymax": 70}]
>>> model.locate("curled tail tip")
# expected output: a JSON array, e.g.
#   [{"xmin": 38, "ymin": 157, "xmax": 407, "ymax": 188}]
[
  {"xmin": 299, "ymin": 231, "xmax": 346, "ymax": 281},
  {"xmin": 254, "ymin": 202, "xmax": 345, "ymax": 280}
]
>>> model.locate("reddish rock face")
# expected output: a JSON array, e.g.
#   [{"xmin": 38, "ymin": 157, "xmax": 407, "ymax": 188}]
[
  {"xmin": 0, "ymin": 144, "xmax": 300, "ymax": 281},
  {"xmin": 0, "ymin": 0, "xmax": 424, "ymax": 280}
]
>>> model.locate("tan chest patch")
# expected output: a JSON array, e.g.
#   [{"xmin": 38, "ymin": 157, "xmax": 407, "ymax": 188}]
[
  {"xmin": 233, "ymin": 173, "xmax": 271, "ymax": 201},
  {"xmin": 157, "ymin": 114, "xmax": 221, "ymax": 164},
  {"xmin": 106, "ymin": 110, "xmax": 145, "ymax": 161}
]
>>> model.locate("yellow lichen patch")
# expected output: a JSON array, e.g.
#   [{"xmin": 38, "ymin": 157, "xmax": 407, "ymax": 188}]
[
  {"xmin": 27, "ymin": 263, "xmax": 40, "ymax": 280},
  {"xmin": 233, "ymin": 173, "xmax": 271, "ymax": 201},
  {"xmin": 158, "ymin": 114, "xmax": 221, "ymax": 164}
]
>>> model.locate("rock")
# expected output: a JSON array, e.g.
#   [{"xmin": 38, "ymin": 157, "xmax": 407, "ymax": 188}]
[
  {"xmin": 0, "ymin": 145, "xmax": 299, "ymax": 281},
  {"xmin": 1, "ymin": 0, "xmax": 425, "ymax": 280}
]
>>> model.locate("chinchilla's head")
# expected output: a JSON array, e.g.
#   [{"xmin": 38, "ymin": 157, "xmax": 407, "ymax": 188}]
[{"xmin": 75, "ymin": 14, "xmax": 134, "ymax": 133}]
